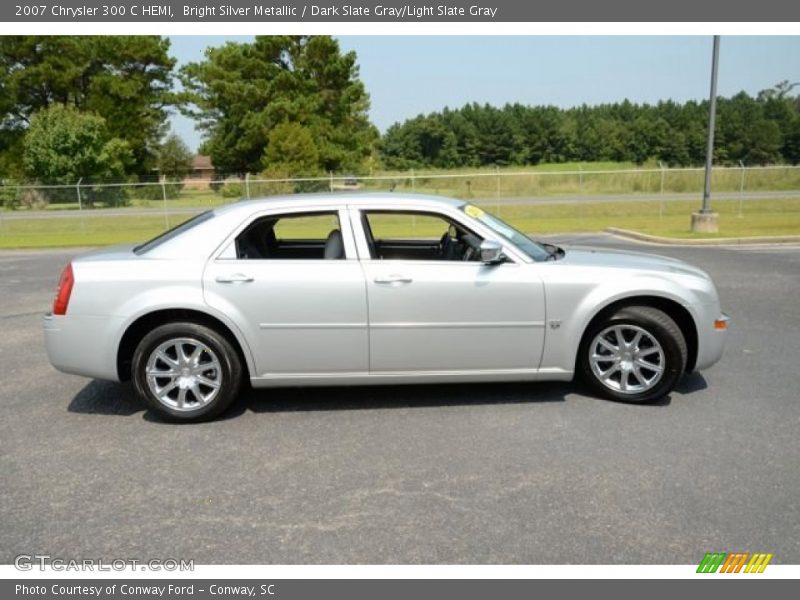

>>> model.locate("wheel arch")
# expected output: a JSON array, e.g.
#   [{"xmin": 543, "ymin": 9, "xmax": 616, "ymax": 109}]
[
  {"xmin": 575, "ymin": 295, "xmax": 698, "ymax": 373},
  {"xmin": 117, "ymin": 308, "xmax": 253, "ymax": 382}
]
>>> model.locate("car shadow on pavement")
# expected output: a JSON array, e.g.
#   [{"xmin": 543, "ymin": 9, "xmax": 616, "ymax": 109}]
[
  {"xmin": 67, "ymin": 379, "xmax": 144, "ymax": 416},
  {"xmin": 674, "ymin": 372, "xmax": 709, "ymax": 394},
  {"xmin": 68, "ymin": 375, "xmax": 694, "ymax": 422},
  {"xmin": 239, "ymin": 381, "xmax": 571, "ymax": 415},
  {"xmin": 67, "ymin": 379, "xmax": 572, "ymax": 421}
]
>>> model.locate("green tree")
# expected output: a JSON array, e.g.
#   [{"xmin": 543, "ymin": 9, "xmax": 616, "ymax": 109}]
[
  {"xmin": 22, "ymin": 104, "xmax": 132, "ymax": 205},
  {"xmin": 378, "ymin": 82, "xmax": 800, "ymax": 168},
  {"xmin": 181, "ymin": 35, "xmax": 377, "ymax": 176},
  {"xmin": 261, "ymin": 122, "xmax": 326, "ymax": 193},
  {"xmin": 157, "ymin": 133, "xmax": 194, "ymax": 180},
  {"xmin": 0, "ymin": 36, "xmax": 176, "ymax": 177}
]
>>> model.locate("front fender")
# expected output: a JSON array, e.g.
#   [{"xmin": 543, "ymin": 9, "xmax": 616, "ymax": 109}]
[{"xmin": 540, "ymin": 274, "xmax": 701, "ymax": 373}]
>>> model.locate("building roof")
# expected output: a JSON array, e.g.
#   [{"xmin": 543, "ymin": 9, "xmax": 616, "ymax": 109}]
[{"xmin": 192, "ymin": 155, "xmax": 214, "ymax": 170}]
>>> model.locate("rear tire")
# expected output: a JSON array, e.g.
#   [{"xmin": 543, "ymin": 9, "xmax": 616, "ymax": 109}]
[
  {"xmin": 132, "ymin": 322, "xmax": 243, "ymax": 422},
  {"xmin": 578, "ymin": 306, "xmax": 687, "ymax": 403}
]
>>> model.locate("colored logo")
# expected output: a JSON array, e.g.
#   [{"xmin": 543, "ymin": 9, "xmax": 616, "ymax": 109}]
[{"xmin": 697, "ymin": 552, "xmax": 773, "ymax": 573}]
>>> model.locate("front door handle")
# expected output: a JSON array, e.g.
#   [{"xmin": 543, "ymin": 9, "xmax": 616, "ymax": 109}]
[
  {"xmin": 215, "ymin": 273, "xmax": 254, "ymax": 284},
  {"xmin": 374, "ymin": 274, "xmax": 412, "ymax": 285}
]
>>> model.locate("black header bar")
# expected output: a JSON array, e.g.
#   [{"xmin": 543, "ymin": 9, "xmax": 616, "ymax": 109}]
[{"xmin": 4, "ymin": 0, "xmax": 800, "ymax": 22}]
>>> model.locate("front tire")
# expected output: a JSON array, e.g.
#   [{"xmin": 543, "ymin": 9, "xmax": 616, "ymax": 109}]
[
  {"xmin": 132, "ymin": 322, "xmax": 243, "ymax": 422},
  {"xmin": 579, "ymin": 306, "xmax": 687, "ymax": 403}
]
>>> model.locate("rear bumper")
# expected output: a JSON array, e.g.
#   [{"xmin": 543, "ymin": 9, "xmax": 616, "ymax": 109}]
[{"xmin": 43, "ymin": 313, "xmax": 124, "ymax": 381}]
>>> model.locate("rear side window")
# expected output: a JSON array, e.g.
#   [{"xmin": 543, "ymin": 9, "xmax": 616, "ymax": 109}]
[
  {"xmin": 235, "ymin": 211, "xmax": 343, "ymax": 260},
  {"xmin": 273, "ymin": 213, "xmax": 340, "ymax": 241},
  {"xmin": 134, "ymin": 210, "xmax": 215, "ymax": 255}
]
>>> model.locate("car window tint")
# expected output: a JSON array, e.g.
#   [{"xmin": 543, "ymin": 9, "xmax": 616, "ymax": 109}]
[
  {"xmin": 366, "ymin": 212, "xmax": 450, "ymax": 240},
  {"xmin": 235, "ymin": 211, "xmax": 342, "ymax": 260},
  {"xmin": 363, "ymin": 210, "xmax": 485, "ymax": 262},
  {"xmin": 273, "ymin": 213, "xmax": 340, "ymax": 240}
]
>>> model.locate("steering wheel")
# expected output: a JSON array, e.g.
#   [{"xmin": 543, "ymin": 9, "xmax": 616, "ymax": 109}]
[{"xmin": 438, "ymin": 231, "xmax": 452, "ymax": 259}]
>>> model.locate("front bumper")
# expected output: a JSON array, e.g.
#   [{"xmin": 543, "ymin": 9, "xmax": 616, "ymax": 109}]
[
  {"xmin": 43, "ymin": 313, "xmax": 125, "ymax": 381},
  {"xmin": 693, "ymin": 308, "xmax": 730, "ymax": 371}
]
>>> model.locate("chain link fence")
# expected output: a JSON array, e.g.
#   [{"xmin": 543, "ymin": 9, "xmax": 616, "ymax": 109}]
[{"xmin": 1, "ymin": 164, "xmax": 799, "ymax": 247}]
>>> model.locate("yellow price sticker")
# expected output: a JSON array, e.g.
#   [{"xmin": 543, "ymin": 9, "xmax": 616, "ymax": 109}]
[{"xmin": 464, "ymin": 205, "xmax": 484, "ymax": 219}]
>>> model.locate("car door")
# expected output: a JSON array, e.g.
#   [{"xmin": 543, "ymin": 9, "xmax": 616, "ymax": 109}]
[
  {"xmin": 203, "ymin": 207, "xmax": 368, "ymax": 378},
  {"xmin": 352, "ymin": 208, "xmax": 546, "ymax": 374}
]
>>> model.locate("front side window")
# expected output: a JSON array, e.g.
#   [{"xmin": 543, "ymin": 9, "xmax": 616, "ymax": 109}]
[
  {"xmin": 235, "ymin": 211, "xmax": 344, "ymax": 260},
  {"xmin": 362, "ymin": 210, "xmax": 485, "ymax": 262}
]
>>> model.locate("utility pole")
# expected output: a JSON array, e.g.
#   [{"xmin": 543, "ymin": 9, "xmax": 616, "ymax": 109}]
[{"xmin": 692, "ymin": 35, "xmax": 721, "ymax": 233}]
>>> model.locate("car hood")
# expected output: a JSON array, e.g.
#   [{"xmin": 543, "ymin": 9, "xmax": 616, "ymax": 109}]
[{"xmin": 556, "ymin": 245, "xmax": 710, "ymax": 279}]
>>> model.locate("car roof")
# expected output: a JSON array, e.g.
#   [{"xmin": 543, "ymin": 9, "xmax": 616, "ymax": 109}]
[{"xmin": 213, "ymin": 192, "xmax": 466, "ymax": 217}]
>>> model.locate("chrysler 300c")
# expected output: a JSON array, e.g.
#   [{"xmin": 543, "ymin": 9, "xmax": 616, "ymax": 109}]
[{"xmin": 44, "ymin": 194, "xmax": 729, "ymax": 421}]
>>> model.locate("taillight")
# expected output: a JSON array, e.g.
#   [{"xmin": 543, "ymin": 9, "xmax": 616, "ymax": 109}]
[{"xmin": 52, "ymin": 263, "xmax": 74, "ymax": 316}]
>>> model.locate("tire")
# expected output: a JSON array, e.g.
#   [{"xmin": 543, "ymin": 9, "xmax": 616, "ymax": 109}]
[
  {"xmin": 132, "ymin": 322, "xmax": 243, "ymax": 422},
  {"xmin": 578, "ymin": 306, "xmax": 687, "ymax": 403}
]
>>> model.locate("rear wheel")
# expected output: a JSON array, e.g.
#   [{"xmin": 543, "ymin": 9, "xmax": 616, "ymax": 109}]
[
  {"xmin": 132, "ymin": 322, "xmax": 243, "ymax": 422},
  {"xmin": 579, "ymin": 306, "xmax": 687, "ymax": 403}
]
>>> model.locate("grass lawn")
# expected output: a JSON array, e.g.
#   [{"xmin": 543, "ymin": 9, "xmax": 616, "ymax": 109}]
[
  {"xmin": 1, "ymin": 197, "xmax": 798, "ymax": 249},
  {"xmin": 478, "ymin": 197, "xmax": 800, "ymax": 239}
]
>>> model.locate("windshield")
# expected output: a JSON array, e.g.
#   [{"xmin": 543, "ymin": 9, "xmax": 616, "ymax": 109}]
[
  {"xmin": 460, "ymin": 204, "xmax": 551, "ymax": 262},
  {"xmin": 134, "ymin": 210, "xmax": 215, "ymax": 254}
]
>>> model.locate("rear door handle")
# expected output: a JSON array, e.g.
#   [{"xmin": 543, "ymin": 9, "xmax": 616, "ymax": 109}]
[
  {"xmin": 215, "ymin": 273, "xmax": 254, "ymax": 284},
  {"xmin": 374, "ymin": 275, "xmax": 412, "ymax": 284}
]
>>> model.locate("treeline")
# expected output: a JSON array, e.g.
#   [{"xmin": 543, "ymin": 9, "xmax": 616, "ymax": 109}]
[
  {"xmin": 2, "ymin": 35, "xmax": 800, "ymax": 206},
  {"xmin": 379, "ymin": 86, "xmax": 800, "ymax": 169},
  {"xmin": 0, "ymin": 35, "xmax": 375, "ymax": 205}
]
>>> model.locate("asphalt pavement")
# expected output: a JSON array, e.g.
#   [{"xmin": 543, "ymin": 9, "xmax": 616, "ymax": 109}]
[{"xmin": 0, "ymin": 236, "xmax": 798, "ymax": 564}]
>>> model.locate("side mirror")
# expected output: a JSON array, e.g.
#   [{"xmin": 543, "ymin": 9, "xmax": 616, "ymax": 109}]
[{"xmin": 480, "ymin": 240, "xmax": 505, "ymax": 265}]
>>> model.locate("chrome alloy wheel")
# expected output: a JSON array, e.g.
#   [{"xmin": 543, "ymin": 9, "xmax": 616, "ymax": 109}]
[
  {"xmin": 589, "ymin": 325, "xmax": 665, "ymax": 394},
  {"xmin": 145, "ymin": 337, "xmax": 222, "ymax": 411}
]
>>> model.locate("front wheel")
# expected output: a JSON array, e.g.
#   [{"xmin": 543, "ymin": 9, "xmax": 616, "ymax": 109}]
[
  {"xmin": 132, "ymin": 322, "xmax": 243, "ymax": 422},
  {"xmin": 579, "ymin": 306, "xmax": 687, "ymax": 403}
]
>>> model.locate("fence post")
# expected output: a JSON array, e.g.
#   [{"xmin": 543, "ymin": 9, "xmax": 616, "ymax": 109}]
[
  {"xmin": 161, "ymin": 176, "xmax": 169, "ymax": 229},
  {"xmin": 411, "ymin": 168, "xmax": 415, "ymax": 192},
  {"xmin": 75, "ymin": 177, "xmax": 83, "ymax": 211},
  {"xmin": 0, "ymin": 183, "xmax": 6, "ymax": 237},
  {"xmin": 495, "ymin": 165, "xmax": 500, "ymax": 214},
  {"xmin": 329, "ymin": 171, "xmax": 333, "ymax": 193},
  {"xmin": 76, "ymin": 178, "xmax": 86, "ymax": 235},
  {"xmin": 245, "ymin": 173, "xmax": 251, "ymax": 200},
  {"xmin": 738, "ymin": 160, "xmax": 746, "ymax": 217},
  {"xmin": 659, "ymin": 161, "xmax": 666, "ymax": 220}
]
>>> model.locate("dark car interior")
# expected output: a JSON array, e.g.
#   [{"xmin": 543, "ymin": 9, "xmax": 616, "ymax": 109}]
[
  {"xmin": 236, "ymin": 213, "xmax": 345, "ymax": 260},
  {"xmin": 362, "ymin": 212, "xmax": 484, "ymax": 262},
  {"xmin": 235, "ymin": 211, "xmax": 485, "ymax": 261}
]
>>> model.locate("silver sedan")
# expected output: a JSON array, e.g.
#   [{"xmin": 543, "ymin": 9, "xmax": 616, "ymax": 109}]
[{"xmin": 44, "ymin": 194, "xmax": 729, "ymax": 421}]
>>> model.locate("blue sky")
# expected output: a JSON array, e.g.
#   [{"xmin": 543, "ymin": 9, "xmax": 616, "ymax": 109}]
[{"xmin": 167, "ymin": 36, "xmax": 800, "ymax": 152}]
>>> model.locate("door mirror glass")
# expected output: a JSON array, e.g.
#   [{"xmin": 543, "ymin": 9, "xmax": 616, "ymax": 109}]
[{"xmin": 480, "ymin": 240, "xmax": 504, "ymax": 264}]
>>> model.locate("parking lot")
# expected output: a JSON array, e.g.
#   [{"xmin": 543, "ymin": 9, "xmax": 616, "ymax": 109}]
[{"xmin": 1, "ymin": 236, "xmax": 798, "ymax": 564}]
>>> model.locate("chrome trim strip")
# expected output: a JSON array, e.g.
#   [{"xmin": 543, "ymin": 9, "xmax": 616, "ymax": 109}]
[
  {"xmin": 259, "ymin": 322, "xmax": 366, "ymax": 330},
  {"xmin": 254, "ymin": 367, "xmax": 541, "ymax": 380},
  {"xmin": 370, "ymin": 321, "xmax": 545, "ymax": 329}
]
